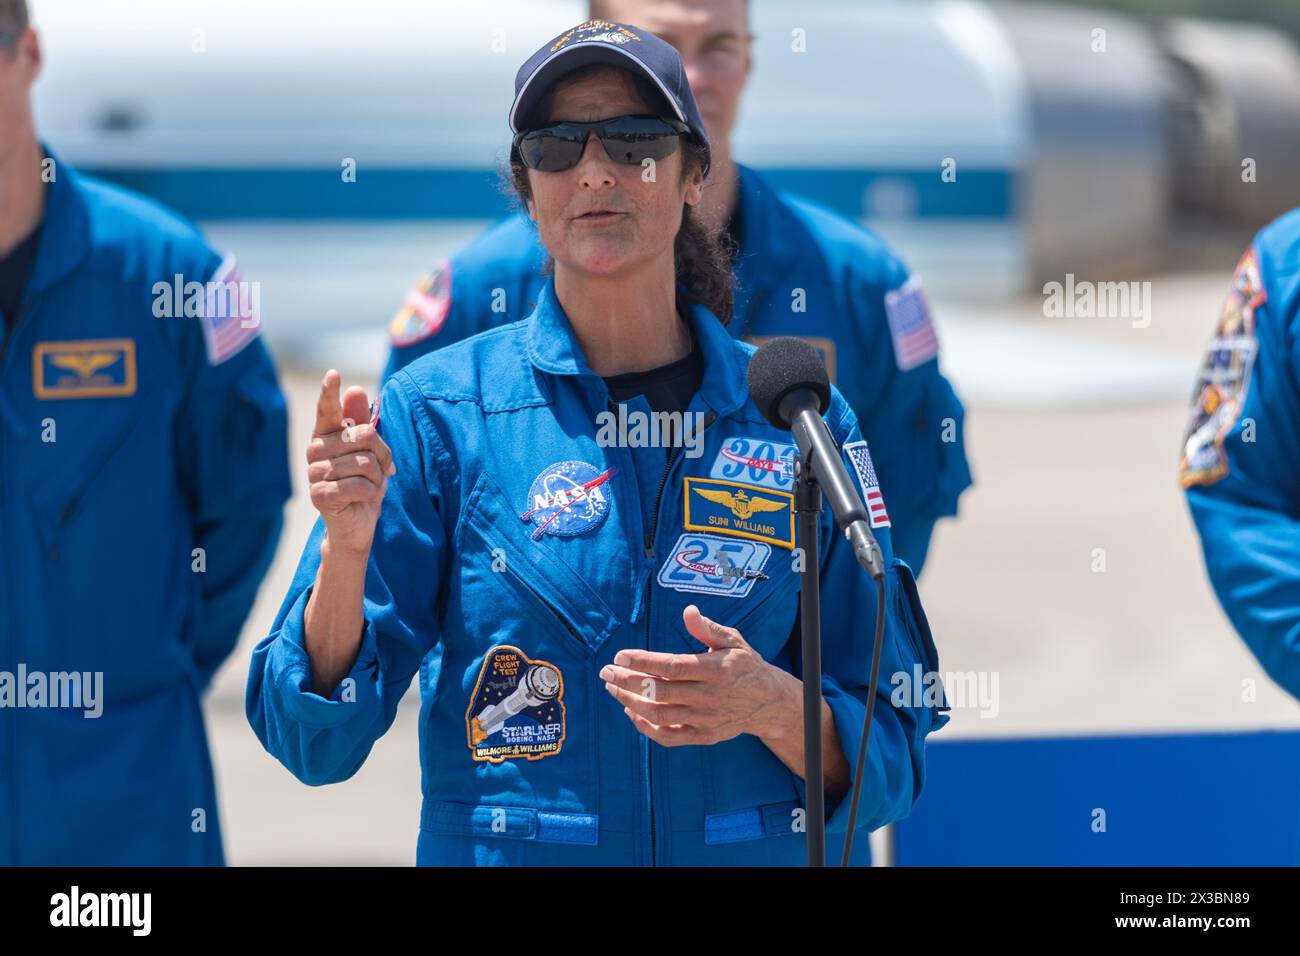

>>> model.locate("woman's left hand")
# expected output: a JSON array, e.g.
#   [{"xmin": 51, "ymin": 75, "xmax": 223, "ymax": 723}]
[{"xmin": 600, "ymin": 606, "xmax": 798, "ymax": 746}]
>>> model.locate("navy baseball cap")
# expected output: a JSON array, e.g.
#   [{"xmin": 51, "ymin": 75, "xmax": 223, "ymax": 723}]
[{"xmin": 510, "ymin": 19, "xmax": 711, "ymax": 177}]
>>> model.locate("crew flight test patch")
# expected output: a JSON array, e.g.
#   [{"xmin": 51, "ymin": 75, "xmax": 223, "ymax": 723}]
[{"xmin": 466, "ymin": 646, "xmax": 566, "ymax": 763}]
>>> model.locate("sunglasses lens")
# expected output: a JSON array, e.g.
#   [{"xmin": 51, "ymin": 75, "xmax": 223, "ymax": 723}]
[
  {"xmin": 520, "ymin": 128, "xmax": 585, "ymax": 171},
  {"xmin": 599, "ymin": 117, "xmax": 682, "ymax": 166},
  {"xmin": 519, "ymin": 117, "xmax": 683, "ymax": 171}
]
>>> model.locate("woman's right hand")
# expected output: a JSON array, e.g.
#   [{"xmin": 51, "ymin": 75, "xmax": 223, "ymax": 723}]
[{"xmin": 307, "ymin": 370, "xmax": 396, "ymax": 557}]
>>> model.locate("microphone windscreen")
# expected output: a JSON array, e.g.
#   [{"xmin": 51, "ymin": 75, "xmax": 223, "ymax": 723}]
[{"xmin": 746, "ymin": 337, "xmax": 832, "ymax": 429}]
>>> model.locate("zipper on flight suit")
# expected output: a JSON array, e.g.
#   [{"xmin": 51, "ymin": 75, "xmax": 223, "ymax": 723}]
[{"xmin": 639, "ymin": 408, "xmax": 717, "ymax": 864}]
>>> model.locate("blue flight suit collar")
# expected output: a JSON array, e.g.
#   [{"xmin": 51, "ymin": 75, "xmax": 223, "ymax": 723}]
[
  {"xmin": 523, "ymin": 276, "xmax": 751, "ymax": 418},
  {"xmin": 1, "ymin": 145, "xmax": 91, "ymax": 430},
  {"xmin": 24, "ymin": 143, "xmax": 91, "ymax": 304}
]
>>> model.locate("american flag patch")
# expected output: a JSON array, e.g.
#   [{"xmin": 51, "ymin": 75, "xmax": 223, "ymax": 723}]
[
  {"xmin": 200, "ymin": 256, "xmax": 261, "ymax": 365},
  {"xmin": 844, "ymin": 440, "xmax": 890, "ymax": 528},
  {"xmin": 884, "ymin": 276, "xmax": 939, "ymax": 372}
]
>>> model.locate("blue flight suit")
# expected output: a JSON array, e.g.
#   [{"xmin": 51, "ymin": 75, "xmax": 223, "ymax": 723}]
[
  {"xmin": 383, "ymin": 164, "xmax": 971, "ymax": 575},
  {"xmin": 248, "ymin": 278, "xmax": 949, "ymax": 865},
  {"xmin": 1183, "ymin": 208, "xmax": 1300, "ymax": 698},
  {"xmin": 0, "ymin": 148, "xmax": 292, "ymax": 864}
]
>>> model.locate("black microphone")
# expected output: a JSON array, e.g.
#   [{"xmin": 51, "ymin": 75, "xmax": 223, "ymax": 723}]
[{"xmin": 747, "ymin": 337, "xmax": 885, "ymax": 581}]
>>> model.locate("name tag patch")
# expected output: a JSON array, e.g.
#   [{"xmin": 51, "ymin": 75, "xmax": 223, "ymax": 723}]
[
  {"xmin": 33, "ymin": 339, "xmax": 137, "ymax": 399},
  {"xmin": 683, "ymin": 477, "xmax": 795, "ymax": 550},
  {"xmin": 657, "ymin": 533, "xmax": 772, "ymax": 598},
  {"xmin": 466, "ymin": 646, "xmax": 566, "ymax": 763}
]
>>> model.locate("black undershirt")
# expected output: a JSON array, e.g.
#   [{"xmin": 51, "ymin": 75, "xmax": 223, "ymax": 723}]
[
  {"xmin": 601, "ymin": 322, "xmax": 703, "ymax": 420},
  {"xmin": 601, "ymin": 311, "xmax": 704, "ymax": 464},
  {"xmin": 0, "ymin": 224, "xmax": 42, "ymax": 332}
]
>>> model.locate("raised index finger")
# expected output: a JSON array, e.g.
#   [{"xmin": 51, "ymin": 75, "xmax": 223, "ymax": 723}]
[{"xmin": 314, "ymin": 369, "xmax": 344, "ymax": 437}]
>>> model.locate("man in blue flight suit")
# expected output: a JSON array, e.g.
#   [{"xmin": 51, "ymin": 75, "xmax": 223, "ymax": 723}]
[
  {"xmin": 1182, "ymin": 208, "xmax": 1300, "ymax": 700},
  {"xmin": 0, "ymin": 3, "xmax": 291, "ymax": 864},
  {"xmin": 383, "ymin": 0, "xmax": 971, "ymax": 575}
]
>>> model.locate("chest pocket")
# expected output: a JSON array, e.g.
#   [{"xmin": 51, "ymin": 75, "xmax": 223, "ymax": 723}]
[
  {"xmin": 30, "ymin": 380, "xmax": 153, "ymax": 550},
  {"xmin": 23, "ymin": 360, "xmax": 182, "ymax": 679},
  {"xmin": 456, "ymin": 471, "xmax": 621, "ymax": 659}
]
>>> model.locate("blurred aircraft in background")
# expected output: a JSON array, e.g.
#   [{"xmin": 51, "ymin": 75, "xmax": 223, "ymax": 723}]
[{"xmin": 29, "ymin": 0, "xmax": 1300, "ymax": 373}]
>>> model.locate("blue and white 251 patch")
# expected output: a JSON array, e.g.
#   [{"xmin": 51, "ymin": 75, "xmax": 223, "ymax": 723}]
[
  {"xmin": 709, "ymin": 436, "xmax": 797, "ymax": 490},
  {"xmin": 657, "ymin": 533, "xmax": 772, "ymax": 598},
  {"xmin": 520, "ymin": 460, "xmax": 616, "ymax": 540}
]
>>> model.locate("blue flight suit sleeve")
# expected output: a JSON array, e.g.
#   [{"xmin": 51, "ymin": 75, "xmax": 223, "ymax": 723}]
[
  {"xmin": 245, "ymin": 372, "xmax": 453, "ymax": 785},
  {"xmin": 839, "ymin": 259, "xmax": 971, "ymax": 576},
  {"xmin": 790, "ymin": 401, "xmax": 949, "ymax": 834},
  {"xmin": 172, "ymin": 261, "xmax": 292, "ymax": 694},
  {"xmin": 1183, "ymin": 227, "xmax": 1300, "ymax": 697}
]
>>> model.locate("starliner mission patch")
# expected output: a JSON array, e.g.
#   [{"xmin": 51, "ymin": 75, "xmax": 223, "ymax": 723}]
[{"xmin": 466, "ymin": 646, "xmax": 566, "ymax": 763}]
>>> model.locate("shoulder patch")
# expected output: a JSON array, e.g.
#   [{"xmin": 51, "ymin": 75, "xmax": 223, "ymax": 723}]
[
  {"xmin": 844, "ymin": 440, "xmax": 890, "ymax": 528},
  {"xmin": 201, "ymin": 256, "xmax": 261, "ymax": 365},
  {"xmin": 389, "ymin": 260, "xmax": 452, "ymax": 347},
  {"xmin": 884, "ymin": 276, "xmax": 939, "ymax": 371},
  {"xmin": 1179, "ymin": 247, "xmax": 1266, "ymax": 488}
]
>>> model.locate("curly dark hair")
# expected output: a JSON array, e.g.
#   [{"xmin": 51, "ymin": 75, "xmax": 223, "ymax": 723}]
[{"xmin": 505, "ymin": 65, "xmax": 734, "ymax": 325}]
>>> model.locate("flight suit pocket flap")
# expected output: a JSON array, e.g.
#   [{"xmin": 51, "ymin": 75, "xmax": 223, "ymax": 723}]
[
  {"xmin": 458, "ymin": 472, "xmax": 620, "ymax": 653},
  {"xmin": 704, "ymin": 800, "xmax": 801, "ymax": 844},
  {"xmin": 428, "ymin": 801, "xmax": 598, "ymax": 845}
]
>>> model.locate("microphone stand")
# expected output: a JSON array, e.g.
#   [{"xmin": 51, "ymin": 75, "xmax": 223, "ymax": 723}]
[{"xmin": 793, "ymin": 450, "xmax": 826, "ymax": 867}]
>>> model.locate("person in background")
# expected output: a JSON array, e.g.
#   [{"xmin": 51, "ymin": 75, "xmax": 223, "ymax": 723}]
[
  {"xmin": 0, "ymin": 0, "xmax": 291, "ymax": 864},
  {"xmin": 1182, "ymin": 208, "xmax": 1300, "ymax": 699},
  {"xmin": 382, "ymin": 0, "xmax": 971, "ymax": 576}
]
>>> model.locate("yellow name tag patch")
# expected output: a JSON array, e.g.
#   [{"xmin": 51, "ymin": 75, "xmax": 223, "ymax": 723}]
[
  {"xmin": 33, "ymin": 339, "xmax": 137, "ymax": 399},
  {"xmin": 683, "ymin": 477, "xmax": 795, "ymax": 550}
]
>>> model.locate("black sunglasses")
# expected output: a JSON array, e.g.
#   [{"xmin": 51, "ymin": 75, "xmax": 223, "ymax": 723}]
[{"xmin": 514, "ymin": 114, "xmax": 690, "ymax": 172}]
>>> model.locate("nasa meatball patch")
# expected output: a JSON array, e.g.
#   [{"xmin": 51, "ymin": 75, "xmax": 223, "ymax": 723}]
[
  {"xmin": 467, "ymin": 646, "xmax": 566, "ymax": 763},
  {"xmin": 520, "ymin": 460, "xmax": 616, "ymax": 540},
  {"xmin": 1179, "ymin": 247, "xmax": 1266, "ymax": 488}
]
